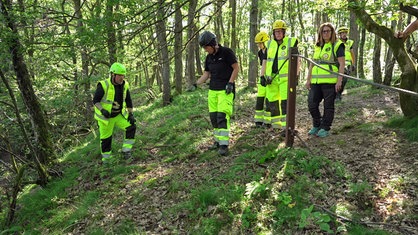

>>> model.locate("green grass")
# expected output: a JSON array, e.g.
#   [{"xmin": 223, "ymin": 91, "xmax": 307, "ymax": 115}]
[
  {"xmin": 386, "ymin": 116, "xmax": 418, "ymax": 141},
  {"xmin": 1, "ymin": 86, "xmax": 412, "ymax": 234}
]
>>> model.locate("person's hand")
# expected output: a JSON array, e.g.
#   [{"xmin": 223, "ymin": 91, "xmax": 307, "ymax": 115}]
[
  {"xmin": 395, "ymin": 31, "xmax": 404, "ymax": 39},
  {"xmin": 266, "ymin": 76, "xmax": 273, "ymax": 85},
  {"xmin": 260, "ymin": 76, "xmax": 266, "ymax": 87},
  {"xmin": 335, "ymin": 80, "xmax": 342, "ymax": 92},
  {"xmin": 128, "ymin": 112, "xmax": 136, "ymax": 124},
  {"xmin": 101, "ymin": 109, "xmax": 110, "ymax": 118},
  {"xmin": 225, "ymin": 82, "xmax": 234, "ymax": 94}
]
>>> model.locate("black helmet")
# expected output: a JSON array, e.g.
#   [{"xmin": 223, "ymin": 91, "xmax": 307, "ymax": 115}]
[{"xmin": 199, "ymin": 31, "xmax": 217, "ymax": 47}]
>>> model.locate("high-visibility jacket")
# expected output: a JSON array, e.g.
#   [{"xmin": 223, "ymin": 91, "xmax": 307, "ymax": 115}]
[
  {"xmin": 342, "ymin": 39, "xmax": 354, "ymax": 65},
  {"xmin": 265, "ymin": 36, "xmax": 298, "ymax": 81},
  {"xmin": 311, "ymin": 41, "xmax": 343, "ymax": 84},
  {"xmin": 94, "ymin": 78, "xmax": 129, "ymax": 124}
]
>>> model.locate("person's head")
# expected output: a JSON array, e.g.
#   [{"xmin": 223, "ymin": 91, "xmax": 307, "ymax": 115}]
[
  {"xmin": 254, "ymin": 31, "xmax": 269, "ymax": 50},
  {"xmin": 316, "ymin": 22, "xmax": 337, "ymax": 46},
  {"xmin": 337, "ymin": 26, "xmax": 349, "ymax": 40},
  {"xmin": 199, "ymin": 31, "xmax": 218, "ymax": 54},
  {"xmin": 272, "ymin": 20, "xmax": 287, "ymax": 41},
  {"xmin": 109, "ymin": 62, "xmax": 126, "ymax": 85}
]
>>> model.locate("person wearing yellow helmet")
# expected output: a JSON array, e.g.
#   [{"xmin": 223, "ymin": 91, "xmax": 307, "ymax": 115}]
[
  {"xmin": 93, "ymin": 62, "xmax": 136, "ymax": 163},
  {"xmin": 195, "ymin": 31, "xmax": 239, "ymax": 156},
  {"xmin": 260, "ymin": 20, "xmax": 299, "ymax": 136},
  {"xmin": 336, "ymin": 26, "xmax": 356, "ymax": 101},
  {"xmin": 254, "ymin": 31, "xmax": 271, "ymax": 128}
]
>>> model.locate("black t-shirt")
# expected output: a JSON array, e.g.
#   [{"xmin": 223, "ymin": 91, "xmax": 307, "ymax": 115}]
[
  {"xmin": 336, "ymin": 43, "xmax": 345, "ymax": 57},
  {"xmin": 258, "ymin": 49, "xmax": 266, "ymax": 66},
  {"xmin": 93, "ymin": 80, "xmax": 133, "ymax": 117},
  {"xmin": 204, "ymin": 45, "xmax": 238, "ymax": 90}
]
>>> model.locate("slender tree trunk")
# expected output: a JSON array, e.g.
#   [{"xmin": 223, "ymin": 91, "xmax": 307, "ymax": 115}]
[
  {"xmin": 1, "ymin": 0, "xmax": 51, "ymax": 185},
  {"xmin": 248, "ymin": 0, "xmax": 258, "ymax": 88},
  {"xmin": 230, "ymin": 0, "xmax": 236, "ymax": 52},
  {"xmin": 174, "ymin": 2, "xmax": 183, "ymax": 94},
  {"xmin": 106, "ymin": 0, "xmax": 116, "ymax": 64},
  {"xmin": 383, "ymin": 20, "xmax": 397, "ymax": 85},
  {"xmin": 349, "ymin": 11, "xmax": 359, "ymax": 76},
  {"xmin": 358, "ymin": 27, "xmax": 366, "ymax": 79},
  {"xmin": 156, "ymin": 1, "xmax": 171, "ymax": 105},
  {"xmin": 187, "ymin": 0, "xmax": 197, "ymax": 84},
  {"xmin": 372, "ymin": 34, "xmax": 382, "ymax": 84}
]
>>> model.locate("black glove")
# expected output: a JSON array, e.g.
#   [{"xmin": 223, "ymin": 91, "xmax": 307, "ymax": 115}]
[
  {"xmin": 260, "ymin": 76, "xmax": 266, "ymax": 87},
  {"xmin": 266, "ymin": 76, "xmax": 273, "ymax": 85},
  {"xmin": 101, "ymin": 109, "xmax": 110, "ymax": 118},
  {"xmin": 225, "ymin": 82, "xmax": 234, "ymax": 94},
  {"xmin": 128, "ymin": 112, "xmax": 136, "ymax": 124}
]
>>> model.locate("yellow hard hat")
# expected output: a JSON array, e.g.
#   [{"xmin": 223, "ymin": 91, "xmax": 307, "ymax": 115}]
[
  {"xmin": 273, "ymin": 20, "xmax": 288, "ymax": 30},
  {"xmin": 337, "ymin": 26, "xmax": 349, "ymax": 33},
  {"xmin": 255, "ymin": 31, "xmax": 270, "ymax": 43}
]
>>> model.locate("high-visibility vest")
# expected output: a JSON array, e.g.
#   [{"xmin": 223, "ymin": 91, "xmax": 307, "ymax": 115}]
[
  {"xmin": 342, "ymin": 39, "xmax": 354, "ymax": 65},
  {"xmin": 94, "ymin": 78, "xmax": 129, "ymax": 124},
  {"xmin": 265, "ymin": 36, "xmax": 297, "ymax": 81},
  {"xmin": 311, "ymin": 41, "xmax": 343, "ymax": 84}
]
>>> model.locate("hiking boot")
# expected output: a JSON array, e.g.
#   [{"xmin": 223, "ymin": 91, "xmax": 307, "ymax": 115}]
[
  {"xmin": 208, "ymin": 141, "xmax": 219, "ymax": 150},
  {"xmin": 123, "ymin": 151, "xmax": 132, "ymax": 159},
  {"xmin": 316, "ymin": 129, "xmax": 329, "ymax": 137},
  {"xmin": 218, "ymin": 145, "xmax": 228, "ymax": 156},
  {"xmin": 308, "ymin": 127, "xmax": 320, "ymax": 135}
]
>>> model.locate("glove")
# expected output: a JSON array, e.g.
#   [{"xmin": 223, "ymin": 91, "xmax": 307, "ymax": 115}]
[
  {"xmin": 260, "ymin": 76, "xmax": 266, "ymax": 87},
  {"xmin": 266, "ymin": 76, "xmax": 273, "ymax": 85},
  {"xmin": 225, "ymin": 82, "xmax": 234, "ymax": 94},
  {"xmin": 128, "ymin": 112, "xmax": 136, "ymax": 124},
  {"xmin": 101, "ymin": 109, "xmax": 110, "ymax": 118}
]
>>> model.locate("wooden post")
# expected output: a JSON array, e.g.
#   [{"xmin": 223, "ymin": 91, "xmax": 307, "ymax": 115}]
[{"xmin": 285, "ymin": 47, "xmax": 299, "ymax": 147}]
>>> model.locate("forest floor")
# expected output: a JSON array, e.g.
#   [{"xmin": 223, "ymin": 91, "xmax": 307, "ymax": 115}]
[
  {"xmin": 19, "ymin": 83, "xmax": 416, "ymax": 234},
  {"xmin": 102, "ymin": 84, "xmax": 416, "ymax": 234}
]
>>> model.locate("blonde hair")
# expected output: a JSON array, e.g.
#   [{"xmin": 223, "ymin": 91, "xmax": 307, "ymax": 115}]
[{"xmin": 315, "ymin": 22, "xmax": 337, "ymax": 47}]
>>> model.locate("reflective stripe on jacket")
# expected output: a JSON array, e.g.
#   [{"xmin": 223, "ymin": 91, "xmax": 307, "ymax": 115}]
[
  {"xmin": 94, "ymin": 78, "xmax": 129, "ymax": 124},
  {"xmin": 312, "ymin": 41, "xmax": 343, "ymax": 84}
]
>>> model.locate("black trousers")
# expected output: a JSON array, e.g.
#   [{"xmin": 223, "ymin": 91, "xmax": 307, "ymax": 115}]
[{"xmin": 308, "ymin": 84, "xmax": 336, "ymax": 131}]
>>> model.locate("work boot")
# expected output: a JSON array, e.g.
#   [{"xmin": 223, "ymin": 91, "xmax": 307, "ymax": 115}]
[
  {"xmin": 208, "ymin": 141, "xmax": 219, "ymax": 150},
  {"xmin": 123, "ymin": 151, "xmax": 132, "ymax": 159},
  {"xmin": 218, "ymin": 145, "xmax": 228, "ymax": 156}
]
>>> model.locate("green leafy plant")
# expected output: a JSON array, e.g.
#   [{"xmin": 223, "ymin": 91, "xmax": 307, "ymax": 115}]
[{"xmin": 298, "ymin": 205, "xmax": 332, "ymax": 233}]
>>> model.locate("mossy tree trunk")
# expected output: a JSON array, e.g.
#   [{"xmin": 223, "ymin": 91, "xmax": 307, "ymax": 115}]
[{"xmin": 349, "ymin": 0, "xmax": 418, "ymax": 117}]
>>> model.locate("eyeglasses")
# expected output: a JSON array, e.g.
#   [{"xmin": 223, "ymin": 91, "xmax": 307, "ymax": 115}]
[{"xmin": 322, "ymin": 30, "xmax": 331, "ymax": 34}]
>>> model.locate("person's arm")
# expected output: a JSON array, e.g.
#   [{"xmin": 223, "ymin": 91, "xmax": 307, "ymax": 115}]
[
  {"xmin": 93, "ymin": 83, "xmax": 104, "ymax": 110},
  {"xmin": 229, "ymin": 62, "xmax": 239, "ymax": 83},
  {"xmin": 125, "ymin": 90, "xmax": 133, "ymax": 113},
  {"xmin": 350, "ymin": 48, "xmax": 356, "ymax": 66},
  {"xmin": 395, "ymin": 19, "xmax": 418, "ymax": 38},
  {"xmin": 305, "ymin": 63, "xmax": 313, "ymax": 90},
  {"xmin": 260, "ymin": 59, "xmax": 267, "ymax": 76},
  {"xmin": 196, "ymin": 71, "xmax": 210, "ymax": 85}
]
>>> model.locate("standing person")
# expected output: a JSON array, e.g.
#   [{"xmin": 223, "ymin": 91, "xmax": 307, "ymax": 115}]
[
  {"xmin": 195, "ymin": 31, "xmax": 239, "ymax": 156},
  {"xmin": 261, "ymin": 20, "xmax": 299, "ymax": 135},
  {"xmin": 254, "ymin": 31, "xmax": 271, "ymax": 128},
  {"xmin": 306, "ymin": 23, "xmax": 345, "ymax": 137},
  {"xmin": 93, "ymin": 62, "xmax": 136, "ymax": 163},
  {"xmin": 336, "ymin": 26, "xmax": 356, "ymax": 101}
]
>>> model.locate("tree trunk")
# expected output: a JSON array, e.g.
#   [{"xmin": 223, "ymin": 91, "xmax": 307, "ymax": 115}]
[
  {"xmin": 187, "ymin": 0, "xmax": 197, "ymax": 84},
  {"xmin": 230, "ymin": 0, "xmax": 236, "ymax": 52},
  {"xmin": 372, "ymin": 34, "xmax": 382, "ymax": 84},
  {"xmin": 349, "ymin": 11, "xmax": 359, "ymax": 75},
  {"xmin": 358, "ymin": 27, "xmax": 366, "ymax": 79},
  {"xmin": 248, "ymin": 0, "xmax": 258, "ymax": 88},
  {"xmin": 156, "ymin": 1, "xmax": 171, "ymax": 106},
  {"xmin": 349, "ymin": 0, "xmax": 418, "ymax": 117},
  {"xmin": 174, "ymin": 2, "xmax": 183, "ymax": 94},
  {"xmin": 106, "ymin": 0, "xmax": 116, "ymax": 64},
  {"xmin": 383, "ymin": 20, "xmax": 397, "ymax": 86},
  {"xmin": 1, "ymin": 0, "xmax": 52, "ymax": 185}
]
